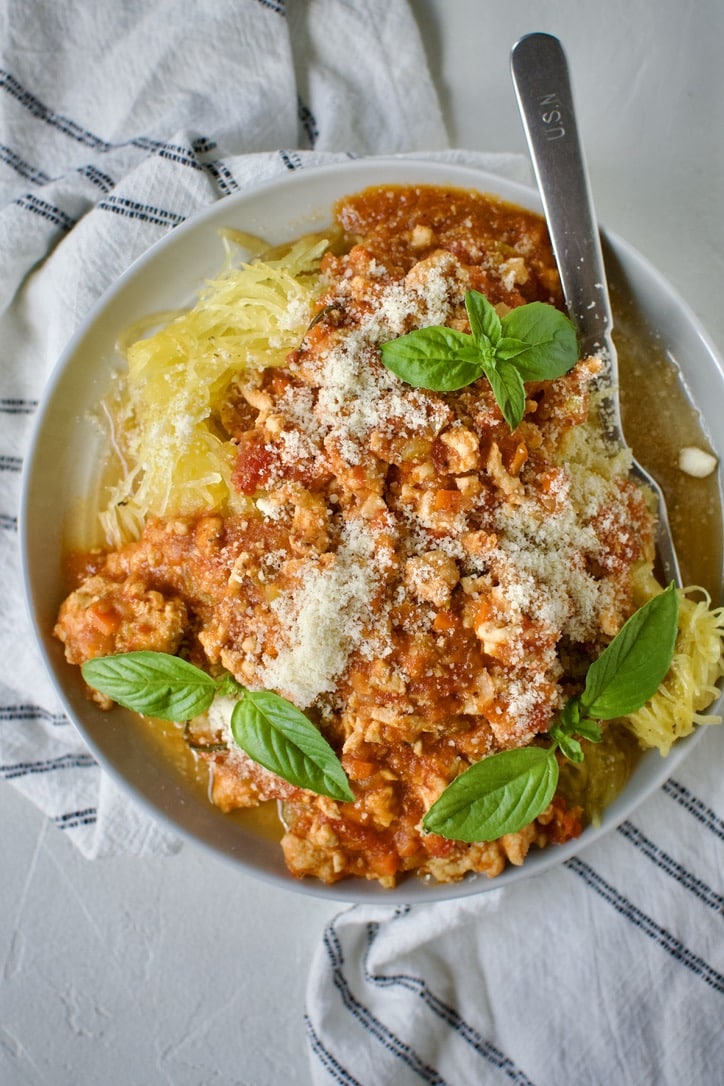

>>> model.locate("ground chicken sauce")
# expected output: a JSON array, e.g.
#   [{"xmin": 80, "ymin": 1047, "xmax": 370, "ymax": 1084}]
[{"xmin": 55, "ymin": 185, "xmax": 656, "ymax": 887}]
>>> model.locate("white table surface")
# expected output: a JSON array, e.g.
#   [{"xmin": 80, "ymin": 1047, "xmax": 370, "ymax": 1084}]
[{"xmin": 2, "ymin": 3, "xmax": 722, "ymax": 1084}]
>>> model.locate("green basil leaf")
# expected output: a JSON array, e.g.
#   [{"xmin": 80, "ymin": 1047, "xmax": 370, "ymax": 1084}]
[
  {"xmin": 557, "ymin": 695, "xmax": 582, "ymax": 734},
  {"xmin": 81, "ymin": 651, "xmax": 218, "ymax": 721},
  {"xmin": 380, "ymin": 327, "xmax": 484, "ymax": 391},
  {"xmin": 575, "ymin": 718, "xmax": 604, "ymax": 743},
  {"xmin": 500, "ymin": 302, "xmax": 579, "ymax": 381},
  {"xmin": 549, "ymin": 727, "xmax": 584, "ymax": 764},
  {"xmin": 494, "ymin": 336, "xmax": 528, "ymax": 361},
  {"xmin": 231, "ymin": 690, "xmax": 354, "ymax": 802},
  {"xmin": 581, "ymin": 584, "xmax": 680, "ymax": 719},
  {"xmin": 422, "ymin": 747, "xmax": 559, "ymax": 842},
  {"xmin": 482, "ymin": 358, "xmax": 527, "ymax": 431},
  {"xmin": 465, "ymin": 290, "xmax": 501, "ymax": 347},
  {"xmin": 216, "ymin": 673, "xmax": 246, "ymax": 700}
]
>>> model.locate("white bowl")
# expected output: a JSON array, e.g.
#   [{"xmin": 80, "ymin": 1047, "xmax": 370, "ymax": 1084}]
[{"xmin": 21, "ymin": 158, "xmax": 724, "ymax": 903}]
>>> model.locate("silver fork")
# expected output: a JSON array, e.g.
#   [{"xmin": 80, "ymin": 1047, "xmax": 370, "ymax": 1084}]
[{"xmin": 510, "ymin": 31, "xmax": 681, "ymax": 586}]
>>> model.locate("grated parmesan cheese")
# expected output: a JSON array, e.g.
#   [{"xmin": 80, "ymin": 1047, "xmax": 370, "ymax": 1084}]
[{"xmin": 259, "ymin": 519, "xmax": 391, "ymax": 707}]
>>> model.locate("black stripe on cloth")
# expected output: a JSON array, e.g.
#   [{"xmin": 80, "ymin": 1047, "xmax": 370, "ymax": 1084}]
[
  {"xmin": 663, "ymin": 778, "xmax": 724, "ymax": 841},
  {"xmin": 323, "ymin": 918, "xmax": 449, "ymax": 1085},
  {"xmin": 132, "ymin": 135, "xmax": 225, "ymax": 173},
  {"xmin": 618, "ymin": 821, "xmax": 724, "ymax": 914},
  {"xmin": 131, "ymin": 136, "xmax": 204, "ymax": 171},
  {"xmin": 1, "ymin": 751, "xmax": 96, "ymax": 780},
  {"xmin": 0, "ymin": 455, "xmax": 22, "ymax": 472},
  {"xmin": 363, "ymin": 921, "xmax": 538, "ymax": 1086},
  {"xmin": 15, "ymin": 193, "xmax": 76, "ymax": 231},
  {"xmin": 77, "ymin": 163, "xmax": 115, "ymax": 193},
  {"xmin": 0, "ymin": 69, "xmax": 112, "ymax": 151},
  {"xmin": 130, "ymin": 136, "xmax": 164, "ymax": 154},
  {"xmin": 0, "ymin": 513, "xmax": 18, "ymax": 531},
  {"xmin": 53, "ymin": 806, "xmax": 97, "ymax": 830},
  {"xmin": 192, "ymin": 136, "xmax": 218, "ymax": 156},
  {"xmin": 297, "ymin": 95, "xmax": 319, "ymax": 147},
  {"xmin": 255, "ymin": 0, "xmax": 286, "ymax": 14},
  {"xmin": 304, "ymin": 1016, "xmax": 365, "ymax": 1086},
  {"xmin": 0, "ymin": 704, "xmax": 68, "ymax": 727},
  {"xmin": 278, "ymin": 149, "xmax": 303, "ymax": 171},
  {"xmin": 566, "ymin": 857, "xmax": 724, "ymax": 993},
  {"xmin": 154, "ymin": 145, "xmax": 203, "ymax": 170},
  {"xmin": 0, "ymin": 143, "xmax": 51, "ymax": 184},
  {"xmin": 203, "ymin": 159, "xmax": 240, "ymax": 197},
  {"xmin": 0, "ymin": 398, "xmax": 38, "ymax": 414},
  {"xmin": 97, "ymin": 195, "xmax": 185, "ymax": 227}
]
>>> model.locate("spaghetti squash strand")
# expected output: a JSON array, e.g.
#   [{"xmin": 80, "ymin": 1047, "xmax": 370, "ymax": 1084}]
[{"xmin": 624, "ymin": 587, "xmax": 724, "ymax": 754}]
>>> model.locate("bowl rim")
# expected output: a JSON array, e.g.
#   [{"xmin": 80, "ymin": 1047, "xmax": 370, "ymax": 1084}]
[{"xmin": 20, "ymin": 155, "xmax": 723, "ymax": 903}]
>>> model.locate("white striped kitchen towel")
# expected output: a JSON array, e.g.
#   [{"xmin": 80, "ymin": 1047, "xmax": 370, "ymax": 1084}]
[{"xmin": 306, "ymin": 725, "xmax": 724, "ymax": 1086}]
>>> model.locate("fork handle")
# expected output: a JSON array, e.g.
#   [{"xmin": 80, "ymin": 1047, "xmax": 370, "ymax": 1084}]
[{"xmin": 510, "ymin": 32, "xmax": 611, "ymax": 357}]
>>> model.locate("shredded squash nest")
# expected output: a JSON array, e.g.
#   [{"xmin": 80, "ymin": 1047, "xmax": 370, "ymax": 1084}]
[
  {"xmin": 99, "ymin": 235, "xmax": 328, "ymax": 546},
  {"xmin": 625, "ymin": 581, "xmax": 724, "ymax": 755}
]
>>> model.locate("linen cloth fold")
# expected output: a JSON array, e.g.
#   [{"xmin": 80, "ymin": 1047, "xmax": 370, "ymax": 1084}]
[{"xmin": 0, "ymin": 0, "xmax": 454, "ymax": 857}]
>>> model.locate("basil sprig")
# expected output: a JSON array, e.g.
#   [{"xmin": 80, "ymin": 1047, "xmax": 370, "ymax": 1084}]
[
  {"xmin": 380, "ymin": 290, "xmax": 578, "ymax": 430},
  {"xmin": 422, "ymin": 585, "xmax": 680, "ymax": 843},
  {"xmin": 81, "ymin": 651, "xmax": 354, "ymax": 802}
]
